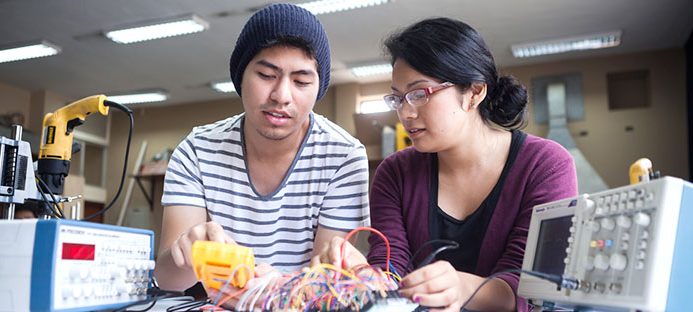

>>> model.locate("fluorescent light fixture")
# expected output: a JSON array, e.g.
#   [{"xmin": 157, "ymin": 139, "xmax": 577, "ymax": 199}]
[
  {"xmin": 298, "ymin": 0, "xmax": 390, "ymax": 15},
  {"xmin": 0, "ymin": 40, "xmax": 61, "ymax": 64},
  {"xmin": 359, "ymin": 99, "xmax": 391, "ymax": 114},
  {"xmin": 106, "ymin": 91, "xmax": 168, "ymax": 104},
  {"xmin": 511, "ymin": 30, "xmax": 621, "ymax": 58},
  {"xmin": 351, "ymin": 63, "xmax": 392, "ymax": 77},
  {"xmin": 211, "ymin": 81, "xmax": 236, "ymax": 93},
  {"xmin": 105, "ymin": 15, "xmax": 209, "ymax": 44}
]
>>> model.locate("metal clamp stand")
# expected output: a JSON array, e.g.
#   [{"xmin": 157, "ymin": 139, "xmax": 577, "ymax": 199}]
[{"xmin": 2, "ymin": 125, "xmax": 23, "ymax": 220}]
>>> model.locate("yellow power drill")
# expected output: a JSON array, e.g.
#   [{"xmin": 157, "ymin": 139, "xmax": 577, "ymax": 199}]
[{"xmin": 37, "ymin": 95, "xmax": 110, "ymax": 194}]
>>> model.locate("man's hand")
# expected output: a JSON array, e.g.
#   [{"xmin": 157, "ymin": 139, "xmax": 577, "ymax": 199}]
[
  {"xmin": 207, "ymin": 263, "xmax": 281, "ymax": 310},
  {"xmin": 169, "ymin": 221, "xmax": 236, "ymax": 269},
  {"xmin": 311, "ymin": 236, "xmax": 367, "ymax": 269}
]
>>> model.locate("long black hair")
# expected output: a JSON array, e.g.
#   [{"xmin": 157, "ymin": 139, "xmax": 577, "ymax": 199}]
[{"xmin": 384, "ymin": 18, "xmax": 527, "ymax": 129}]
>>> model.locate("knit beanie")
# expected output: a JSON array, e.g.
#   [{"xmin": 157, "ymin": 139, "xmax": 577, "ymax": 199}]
[{"xmin": 229, "ymin": 3, "xmax": 331, "ymax": 100}]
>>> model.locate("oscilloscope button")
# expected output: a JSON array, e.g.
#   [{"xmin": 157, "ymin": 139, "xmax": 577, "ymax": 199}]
[
  {"xmin": 638, "ymin": 240, "xmax": 648, "ymax": 249},
  {"xmin": 72, "ymin": 285, "xmax": 82, "ymax": 298},
  {"xmin": 82, "ymin": 284, "xmax": 93, "ymax": 296},
  {"xmin": 635, "ymin": 260, "xmax": 645, "ymax": 270},
  {"xmin": 62, "ymin": 286, "xmax": 72, "ymax": 299},
  {"xmin": 637, "ymin": 251, "xmax": 646, "ymax": 259}
]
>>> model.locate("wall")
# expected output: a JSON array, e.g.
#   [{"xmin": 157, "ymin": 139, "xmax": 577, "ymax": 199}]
[
  {"xmin": 329, "ymin": 49, "xmax": 689, "ymax": 188},
  {"xmin": 2, "ymin": 47, "xmax": 688, "ymax": 227},
  {"xmin": 0, "ymin": 81, "xmax": 31, "ymax": 126},
  {"xmin": 508, "ymin": 48, "xmax": 688, "ymax": 187}
]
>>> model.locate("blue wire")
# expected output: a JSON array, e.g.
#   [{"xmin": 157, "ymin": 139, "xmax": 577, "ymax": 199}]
[
  {"xmin": 388, "ymin": 262, "xmax": 402, "ymax": 281},
  {"xmin": 213, "ymin": 275, "xmax": 234, "ymax": 306}
]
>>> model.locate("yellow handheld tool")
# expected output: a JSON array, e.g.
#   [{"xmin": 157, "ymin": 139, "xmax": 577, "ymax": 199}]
[
  {"xmin": 192, "ymin": 241, "xmax": 255, "ymax": 290},
  {"xmin": 37, "ymin": 95, "xmax": 110, "ymax": 194},
  {"xmin": 395, "ymin": 122, "xmax": 412, "ymax": 151},
  {"xmin": 629, "ymin": 158, "xmax": 653, "ymax": 185}
]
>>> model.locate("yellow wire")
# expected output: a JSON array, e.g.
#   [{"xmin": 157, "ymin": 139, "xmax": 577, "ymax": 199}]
[{"xmin": 383, "ymin": 271, "xmax": 401, "ymax": 282}]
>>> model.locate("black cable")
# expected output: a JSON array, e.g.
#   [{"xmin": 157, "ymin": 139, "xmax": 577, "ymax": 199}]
[
  {"xmin": 35, "ymin": 183, "xmax": 62, "ymax": 218},
  {"xmin": 112, "ymin": 293, "xmax": 172, "ymax": 312},
  {"xmin": 36, "ymin": 175, "xmax": 64, "ymax": 218},
  {"xmin": 459, "ymin": 269, "xmax": 579, "ymax": 311},
  {"xmin": 406, "ymin": 239, "xmax": 459, "ymax": 270},
  {"xmin": 83, "ymin": 100, "xmax": 133, "ymax": 221},
  {"xmin": 166, "ymin": 299, "xmax": 209, "ymax": 312},
  {"xmin": 36, "ymin": 177, "xmax": 65, "ymax": 219},
  {"xmin": 111, "ymin": 276, "xmax": 189, "ymax": 312}
]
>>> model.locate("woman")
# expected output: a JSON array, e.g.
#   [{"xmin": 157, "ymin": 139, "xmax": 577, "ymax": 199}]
[{"xmin": 317, "ymin": 18, "xmax": 577, "ymax": 311}]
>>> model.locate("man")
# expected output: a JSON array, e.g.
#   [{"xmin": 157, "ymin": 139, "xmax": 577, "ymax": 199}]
[{"xmin": 154, "ymin": 3, "xmax": 370, "ymax": 291}]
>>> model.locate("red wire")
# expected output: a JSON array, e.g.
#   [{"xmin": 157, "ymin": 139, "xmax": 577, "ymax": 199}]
[{"xmin": 340, "ymin": 226, "xmax": 390, "ymax": 273}]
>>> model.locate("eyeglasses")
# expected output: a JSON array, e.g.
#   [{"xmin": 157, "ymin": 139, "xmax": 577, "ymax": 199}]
[{"xmin": 383, "ymin": 82, "xmax": 455, "ymax": 110}]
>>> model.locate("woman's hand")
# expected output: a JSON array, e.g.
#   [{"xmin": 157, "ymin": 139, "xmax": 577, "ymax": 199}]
[
  {"xmin": 398, "ymin": 261, "xmax": 478, "ymax": 312},
  {"xmin": 311, "ymin": 236, "xmax": 367, "ymax": 269}
]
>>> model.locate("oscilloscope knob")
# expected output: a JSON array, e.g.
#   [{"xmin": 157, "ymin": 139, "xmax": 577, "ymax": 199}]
[
  {"xmin": 594, "ymin": 253, "xmax": 610, "ymax": 270},
  {"xmin": 589, "ymin": 221, "xmax": 601, "ymax": 232},
  {"xmin": 610, "ymin": 253, "xmax": 628, "ymax": 271},
  {"xmin": 600, "ymin": 218, "xmax": 616, "ymax": 231},
  {"xmin": 617, "ymin": 215, "xmax": 632, "ymax": 229},
  {"xmin": 585, "ymin": 256, "xmax": 595, "ymax": 271},
  {"xmin": 634, "ymin": 212, "xmax": 651, "ymax": 227},
  {"xmin": 584, "ymin": 199, "xmax": 596, "ymax": 214}
]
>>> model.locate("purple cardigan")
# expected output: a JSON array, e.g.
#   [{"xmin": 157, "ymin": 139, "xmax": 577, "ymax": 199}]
[{"xmin": 366, "ymin": 133, "xmax": 578, "ymax": 311}]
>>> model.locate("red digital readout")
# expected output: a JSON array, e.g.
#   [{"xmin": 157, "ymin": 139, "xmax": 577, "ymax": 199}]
[{"xmin": 62, "ymin": 243, "xmax": 95, "ymax": 260}]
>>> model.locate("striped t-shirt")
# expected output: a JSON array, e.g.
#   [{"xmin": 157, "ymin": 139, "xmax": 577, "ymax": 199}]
[{"xmin": 162, "ymin": 112, "xmax": 370, "ymax": 271}]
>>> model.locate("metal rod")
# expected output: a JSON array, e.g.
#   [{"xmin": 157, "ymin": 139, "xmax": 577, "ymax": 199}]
[
  {"xmin": 7, "ymin": 203, "xmax": 15, "ymax": 220},
  {"xmin": 11, "ymin": 124, "xmax": 23, "ymax": 141},
  {"xmin": 70, "ymin": 201, "xmax": 81, "ymax": 219}
]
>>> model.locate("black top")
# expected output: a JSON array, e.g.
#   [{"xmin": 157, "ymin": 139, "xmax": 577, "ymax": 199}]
[{"xmin": 427, "ymin": 130, "xmax": 526, "ymax": 273}]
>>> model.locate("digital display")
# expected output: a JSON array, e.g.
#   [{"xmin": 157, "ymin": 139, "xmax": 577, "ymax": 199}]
[
  {"xmin": 62, "ymin": 243, "xmax": 95, "ymax": 260},
  {"xmin": 532, "ymin": 215, "xmax": 573, "ymax": 276}
]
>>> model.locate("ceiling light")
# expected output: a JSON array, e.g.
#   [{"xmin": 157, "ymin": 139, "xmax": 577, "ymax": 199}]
[
  {"xmin": 211, "ymin": 81, "xmax": 236, "ymax": 93},
  {"xmin": 359, "ymin": 99, "xmax": 391, "ymax": 114},
  {"xmin": 0, "ymin": 41, "xmax": 61, "ymax": 64},
  {"xmin": 351, "ymin": 63, "xmax": 392, "ymax": 77},
  {"xmin": 298, "ymin": 0, "xmax": 390, "ymax": 15},
  {"xmin": 511, "ymin": 30, "xmax": 621, "ymax": 58},
  {"xmin": 104, "ymin": 15, "xmax": 209, "ymax": 44},
  {"xmin": 106, "ymin": 91, "xmax": 168, "ymax": 104}
]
